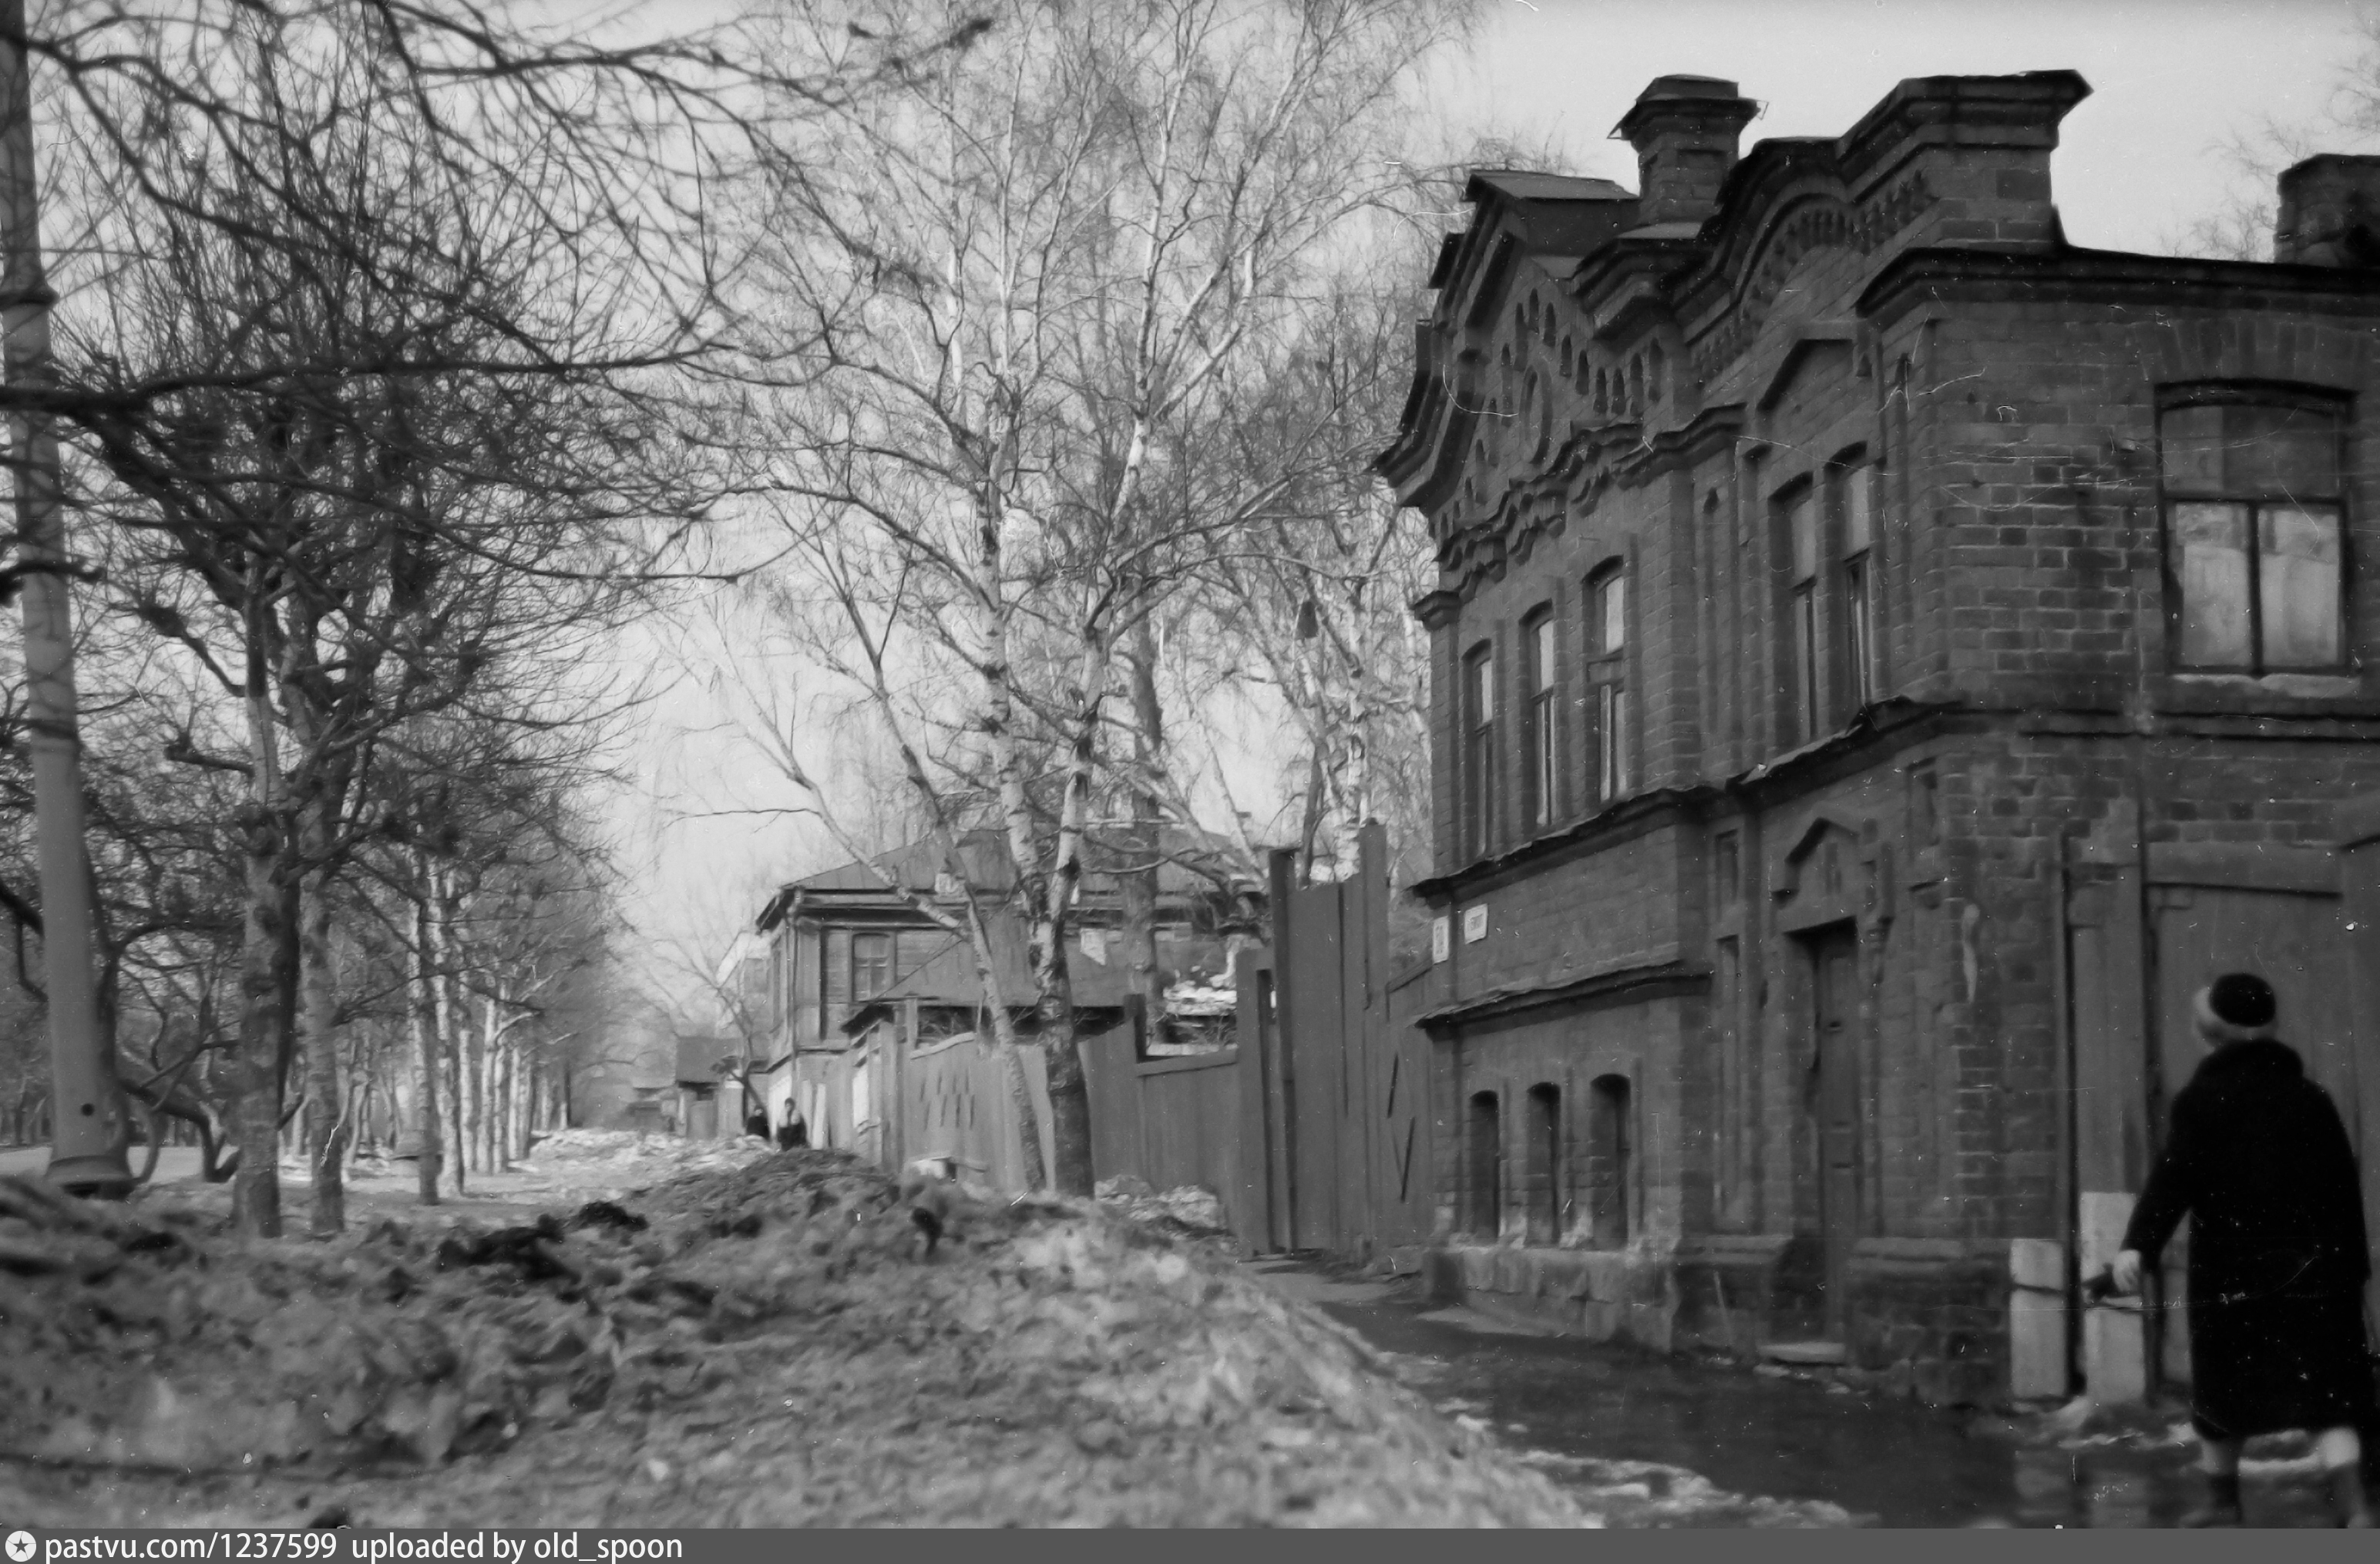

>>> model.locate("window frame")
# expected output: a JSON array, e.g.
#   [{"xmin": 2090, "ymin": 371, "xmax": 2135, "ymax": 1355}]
[
  {"xmin": 1780, "ymin": 482, "xmax": 1821, "ymax": 745},
  {"xmin": 1585, "ymin": 563, "xmax": 1630, "ymax": 806},
  {"xmin": 1462, "ymin": 640, "xmax": 1498, "ymax": 859},
  {"xmin": 2157, "ymin": 388, "xmax": 2350, "ymax": 675},
  {"xmin": 1836, "ymin": 458, "xmax": 1877, "ymax": 711},
  {"xmin": 852, "ymin": 931, "xmax": 894, "ymax": 1001},
  {"xmin": 1521, "ymin": 607, "xmax": 1559, "ymax": 830}
]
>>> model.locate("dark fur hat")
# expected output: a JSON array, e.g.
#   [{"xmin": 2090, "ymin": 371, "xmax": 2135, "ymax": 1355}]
[{"xmin": 2206, "ymin": 972, "xmax": 2278, "ymax": 1030}]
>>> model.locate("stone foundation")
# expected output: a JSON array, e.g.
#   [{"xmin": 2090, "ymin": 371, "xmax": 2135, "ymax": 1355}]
[{"xmin": 1435, "ymin": 1232, "xmax": 2026, "ymax": 1408}]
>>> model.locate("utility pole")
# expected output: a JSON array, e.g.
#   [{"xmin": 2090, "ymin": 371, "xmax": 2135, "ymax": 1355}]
[{"xmin": 2, "ymin": 0, "xmax": 133, "ymax": 1197}]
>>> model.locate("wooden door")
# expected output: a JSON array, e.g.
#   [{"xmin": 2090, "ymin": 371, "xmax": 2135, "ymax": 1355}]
[
  {"xmin": 1812, "ymin": 926, "xmax": 1863, "ymax": 1338},
  {"xmin": 2148, "ymin": 883, "xmax": 2352, "ymax": 1384}
]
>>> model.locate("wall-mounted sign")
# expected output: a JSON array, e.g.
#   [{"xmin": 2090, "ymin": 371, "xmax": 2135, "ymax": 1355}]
[
  {"xmin": 1463, "ymin": 905, "xmax": 1488, "ymax": 944},
  {"xmin": 1430, "ymin": 916, "xmax": 1451, "ymax": 964}
]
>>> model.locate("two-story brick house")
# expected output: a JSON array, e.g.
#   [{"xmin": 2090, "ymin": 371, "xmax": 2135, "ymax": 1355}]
[{"xmin": 1380, "ymin": 72, "xmax": 2380, "ymax": 1403}]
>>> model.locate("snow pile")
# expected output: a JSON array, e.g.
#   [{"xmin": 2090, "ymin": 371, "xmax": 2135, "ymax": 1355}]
[
  {"xmin": 1095, "ymin": 1175, "xmax": 1229, "ymax": 1235},
  {"xmin": 1, "ymin": 1156, "xmax": 1599, "ymax": 1528},
  {"xmin": 1509, "ymin": 1451, "xmax": 1863, "ymax": 1528},
  {"xmin": 513, "ymin": 1128, "xmax": 771, "ymax": 1182}
]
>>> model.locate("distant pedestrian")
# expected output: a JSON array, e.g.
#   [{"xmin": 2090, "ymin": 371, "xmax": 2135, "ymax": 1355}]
[
  {"xmin": 2114, "ymin": 972, "xmax": 2375, "ymax": 1528},
  {"xmin": 777, "ymin": 1106, "xmax": 808, "ymax": 1150},
  {"xmin": 744, "ymin": 1105, "xmax": 771, "ymax": 1141}
]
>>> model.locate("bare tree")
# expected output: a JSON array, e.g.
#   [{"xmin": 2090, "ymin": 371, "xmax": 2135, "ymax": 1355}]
[{"xmin": 738, "ymin": 0, "xmax": 1474, "ymax": 1193}]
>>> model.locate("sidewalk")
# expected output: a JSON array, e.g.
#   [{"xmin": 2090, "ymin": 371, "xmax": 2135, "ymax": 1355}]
[{"xmin": 1241, "ymin": 1254, "xmax": 2359, "ymax": 1527}]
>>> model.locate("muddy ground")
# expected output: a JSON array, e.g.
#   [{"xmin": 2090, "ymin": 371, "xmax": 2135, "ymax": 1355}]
[{"xmin": 0, "ymin": 1138, "xmax": 1608, "ymax": 1529}]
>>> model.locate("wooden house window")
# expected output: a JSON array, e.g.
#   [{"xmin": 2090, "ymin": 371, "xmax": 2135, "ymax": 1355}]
[
  {"xmin": 2160, "ymin": 397, "xmax": 2346, "ymax": 671},
  {"xmin": 1463, "ymin": 642, "xmax": 1497, "ymax": 859},
  {"xmin": 852, "ymin": 933, "xmax": 893, "ymax": 1000},
  {"xmin": 1523, "ymin": 608, "xmax": 1558, "ymax": 829}
]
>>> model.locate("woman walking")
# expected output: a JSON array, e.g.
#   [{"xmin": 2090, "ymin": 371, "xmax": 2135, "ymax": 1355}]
[{"xmin": 2114, "ymin": 971, "xmax": 2375, "ymax": 1527}]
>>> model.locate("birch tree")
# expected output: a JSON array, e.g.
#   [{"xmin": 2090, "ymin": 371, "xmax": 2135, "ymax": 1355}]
[{"xmin": 738, "ymin": 0, "xmax": 1473, "ymax": 1192}]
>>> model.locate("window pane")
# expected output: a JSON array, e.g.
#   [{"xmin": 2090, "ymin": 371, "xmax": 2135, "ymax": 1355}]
[
  {"xmin": 1533, "ymin": 691, "xmax": 1556, "ymax": 826},
  {"xmin": 2159, "ymin": 403, "xmax": 2226, "ymax": 491},
  {"xmin": 1468, "ymin": 651, "xmax": 1494, "ymax": 724},
  {"xmin": 2225, "ymin": 404, "xmax": 2339, "ymax": 496},
  {"xmin": 2259, "ymin": 504, "xmax": 2343, "ymax": 667},
  {"xmin": 1789, "ymin": 492, "xmax": 1817, "ymax": 582},
  {"xmin": 1598, "ymin": 683, "xmax": 1617, "ymax": 799},
  {"xmin": 1793, "ymin": 587, "xmax": 1817, "ymax": 738},
  {"xmin": 1847, "ymin": 558, "xmax": 1873, "ymax": 706},
  {"xmin": 1594, "ymin": 573, "xmax": 1626, "ymax": 652},
  {"xmin": 1612, "ymin": 681, "xmax": 1629, "ymax": 791},
  {"xmin": 1844, "ymin": 469, "xmax": 1872, "ymax": 553},
  {"xmin": 2173, "ymin": 501, "xmax": 2251, "ymax": 666},
  {"xmin": 1534, "ymin": 617, "xmax": 1556, "ymax": 694}
]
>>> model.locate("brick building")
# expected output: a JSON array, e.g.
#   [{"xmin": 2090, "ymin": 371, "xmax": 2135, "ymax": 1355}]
[{"xmin": 1378, "ymin": 72, "xmax": 2380, "ymax": 1402}]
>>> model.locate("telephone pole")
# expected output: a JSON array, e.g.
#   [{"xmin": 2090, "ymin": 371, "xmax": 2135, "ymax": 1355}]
[{"xmin": 2, "ymin": 0, "xmax": 133, "ymax": 1197}]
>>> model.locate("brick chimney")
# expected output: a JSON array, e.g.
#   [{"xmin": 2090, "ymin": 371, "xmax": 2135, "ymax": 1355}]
[
  {"xmin": 2276, "ymin": 154, "xmax": 2380, "ymax": 266},
  {"xmin": 1615, "ymin": 76, "xmax": 1760, "ymax": 228}
]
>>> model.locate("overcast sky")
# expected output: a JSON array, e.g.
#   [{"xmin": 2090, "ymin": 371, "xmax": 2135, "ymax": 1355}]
[{"xmin": 620, "ymin": 0, "xmax": 2379, "ymax": 1006}]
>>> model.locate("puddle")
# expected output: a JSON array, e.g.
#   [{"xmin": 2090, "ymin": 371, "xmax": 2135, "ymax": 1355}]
[{"xmin": 1300, "ymin": 1279, "xmax": 2362, "ymax": 1527}]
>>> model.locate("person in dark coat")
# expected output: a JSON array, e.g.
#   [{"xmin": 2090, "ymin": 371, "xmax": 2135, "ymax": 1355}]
[
  {"xmin": 776, "ymin": 1105, "xmax": 808, "ymax": 1150},
  {"xmin": 744, "ymin": 1105, "xmax": 771, "ymax": 1142},
  {"xmin": 2114, "ymin": 971, "xmax": 2375, "ymax": 1528}
]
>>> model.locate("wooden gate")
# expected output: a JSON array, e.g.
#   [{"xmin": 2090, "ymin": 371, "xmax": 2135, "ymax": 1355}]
[
  {"xmin": 2067, "ymin": 815, "xmax": 2379, "ymax": 1401},
  {"xmin": 1234, "ymin": 822, "xmax": 1431, "ymax": 1257}
]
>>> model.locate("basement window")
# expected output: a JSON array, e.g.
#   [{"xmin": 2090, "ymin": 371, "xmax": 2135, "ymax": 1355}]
[{"xmin": 2160, "ymin": 395, "xmax": 2346, "ymax": 672}]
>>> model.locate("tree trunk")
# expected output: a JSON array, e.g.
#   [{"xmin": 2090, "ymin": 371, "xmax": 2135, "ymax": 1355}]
[
  {"xmin": 299, "ymin": 788, "xmax": 348, "ymax": 1235},
  {"xmin": 463, "ymin": 984, "xmax": 486, "ymax": 1176},
  {"xmin": 1032, "ymin": 908, "xmax": 1094, "ymax": 1196},
  {"xmin": 410, "ymin": 869, "xmax": 443, "ymax": 1205},
  {"xmin": 229, "ymin": 792, "xmax": 291, "ymax": 1237},
  {"xmin": 426, "ymin": 871, "xmax": 464, "ymax": 1194},
  {"xmin": 1123, "ymin": 616, "xmax": 1167, "ymax": 1048}
]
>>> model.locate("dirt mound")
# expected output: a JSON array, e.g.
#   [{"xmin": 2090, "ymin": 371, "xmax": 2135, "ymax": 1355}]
[{"xmin": 0, "ymin": 1155, "xmax": 1599, "ymax": 1527}]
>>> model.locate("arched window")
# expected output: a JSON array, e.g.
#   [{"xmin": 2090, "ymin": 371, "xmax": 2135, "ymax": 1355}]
[
  {"xmin": 1522, "ymin": 606, "xmax": 1558, "ymax": 829},
  {"xmin": 1835, "ymin": 457, "xmax": 1877, "ymax": 708},
  {"xmin": 1585, "ymin": 563, "xmax": 1630, "ymax": 804},
  {"xmin": 2160, "ymin": 392, "xmax": 2346, "ymax": 671},
  {"xmin": 1586, "ymin": 1075, "xmax": 1632, "ymax": 1249},
  {"xmin": 1467, "ymin": 1090, "xmax": 1503, "ymax": 1238},
  {"xmin": 1524, "ymin": 1083, "xmax": 1561, "ymax": 1244},
  {"xmin": 1462, "ymin": 641, "xmax": 1498, "ymax": 858},
  {"xmin": 1780, "ymin": 482, "xmax": 1820, "ymax": 745}
]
